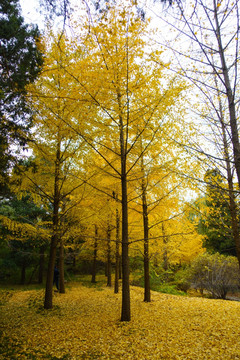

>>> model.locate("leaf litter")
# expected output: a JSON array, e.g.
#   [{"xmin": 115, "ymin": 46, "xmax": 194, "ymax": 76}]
[{"xmin": 0, "ymin": 284, "xmax": 240, "ymax": 359}]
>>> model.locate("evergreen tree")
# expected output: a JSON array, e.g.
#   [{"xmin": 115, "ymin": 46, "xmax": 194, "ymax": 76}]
[
  {"xmin": 0, "ymin": 0, "xmax": 43, "ymax": 195},
  {"xmin": 202, "ymin": 169, "xmax": 236, "ymax": 256}
]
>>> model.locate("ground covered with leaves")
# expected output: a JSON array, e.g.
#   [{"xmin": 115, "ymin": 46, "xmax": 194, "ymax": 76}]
[{"xmin": 0, "ymin": 283, "xmax": 240, "ymax": 359}]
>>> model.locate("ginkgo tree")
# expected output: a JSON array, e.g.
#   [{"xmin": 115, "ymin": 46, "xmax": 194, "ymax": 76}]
[
  {"xmin": 54, "ymin": 3, "xmax": 189, "ymax": 321},
  {"xmin": 22, "ymin": 33, "xmax": 94, "ymax": 309},
  {"xmin": 23, "ymin": 1, "xmax": 200, "ymax": 320}
]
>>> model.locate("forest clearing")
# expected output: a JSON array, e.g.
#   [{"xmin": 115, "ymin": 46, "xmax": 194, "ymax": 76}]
[{"xmin": 1, "ymin": 282, "xmax": 240, "ymax": 360}]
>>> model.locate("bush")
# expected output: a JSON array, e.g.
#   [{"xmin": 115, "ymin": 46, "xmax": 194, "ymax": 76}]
[{"xmin": 187, "ymin": 253, "xmax": 240, "ymax": 299}]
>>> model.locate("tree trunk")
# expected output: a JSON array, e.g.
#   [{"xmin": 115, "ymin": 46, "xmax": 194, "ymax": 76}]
[
  {"xmin": 119, "ymin": 255, "xmax": 122, "ymax": 280},
  {"xmin": 141, "ymin": 172, "xmax": 151, "ymax": 302},
  {"xmin": 214, "ymin": 0, "xmax": 240, "ymax": 191},
  {"xmin": 216, "ymin": 80, "xmax": 240, "ymax": 268},
  {"xmin": 44, "ymin": 142, "xmax": 60, "ymax": 309},
  {"xmin": 121, "ymin": 170, "xmax": 130, "ymax": 321},
  {"xmin": 107, "ymin": 224, "xmax": 112, "ymax": 287},
  {"xmin": 114, "ymin": 206, "xmax": 120, "ymax": 294},
  {"xmin": 44, "ymin": 233, "xmax": 58, "ymax": 308},
  {"xmin": 162, "ymin": 223, "xmax": 169, "ymax": 281},
  {"xmin": 59, "ymin": 239, "xmax": 65, "ymax": 293},
  {"xmin": 120, "ymin": 118, "xmax": 130, "ymax": 321},
  {"xmin": 91, "ymin": 225, "xmax": 98, "ymax": 283}
]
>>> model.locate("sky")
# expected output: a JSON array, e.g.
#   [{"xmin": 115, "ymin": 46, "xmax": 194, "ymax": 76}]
[{"xmin": 19, "ymin": 0, "xmax": 45, "ymax": 29}]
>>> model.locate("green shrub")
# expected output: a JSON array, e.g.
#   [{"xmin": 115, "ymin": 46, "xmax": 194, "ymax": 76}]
[{"xmin": 187, "ymin": 252, "xmax": 240, "ymax": 299}]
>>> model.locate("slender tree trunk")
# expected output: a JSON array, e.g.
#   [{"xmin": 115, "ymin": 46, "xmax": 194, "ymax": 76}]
[
  {"xmin": 120, "ymin": 119, "xmax": 130, "ymax": 321},
  {"xmin": 91, "ymin": 225, "xmax": 98, "ymax": 283},
  {"xmin": 44, "ymin": 143, "xmax": 61, "ymax": 309},
  {"xmin": 162, "ymin": 223, "xmax": 169, "ymax": 281},
  {"xmin": 44, "ymin": 233, "xmax": 58, "ymax": 308},
  {"xmin": 107, "ymin": 224, "xmax": 112, "ymax": 287},
  {"xmin": 141, "ymin": 169, "xmax": 151, "ymax": 302},
  {"xmin": 219, "ymin": 101, "xmax": 240, "ymax": 268},
  {"xmin": 59, "ymin": 239, "xmax": 65, "ymax": 293},
  {"xmin": 119, "ymin": 255, "xmax": 122, "ymax": 280},
  {"xmin": 38, "ymin": 245, "xmax": 45, "ymax": 284},
  {"xmin": 214, "ymin": 0, "xmax": 240, "ymax": 190},
  {"xmin": 121, "ymin": 164, "xmax": 130, "ymax": 321},
  {"xmin": 114, "ymin": 204, "xmax": 120, "ymax": 294}
]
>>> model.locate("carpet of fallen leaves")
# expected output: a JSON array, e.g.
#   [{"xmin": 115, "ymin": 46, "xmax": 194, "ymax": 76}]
[{"xmin": 0, "ymin": 283, "xmax": 240, "ymax": 359}]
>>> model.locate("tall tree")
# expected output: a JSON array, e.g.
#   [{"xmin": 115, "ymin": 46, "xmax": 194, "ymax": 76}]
[
  {"xmin": 0, "ymin": 0, "xmax": 42, "ymax": 195},
  {"xmin": 61, "ymin": 4, "xmax": 187, "ymax": 320},
  {"xmin": 156, "ymin": 0, "xmax": 240, "ymax": 189},
  {"xmin": 22, "ymin": 34, "xmax": 90, "ymax": 309},
  {"xmin": 201, "ymin": 169, "xmax": 237, "ymax": 256}
]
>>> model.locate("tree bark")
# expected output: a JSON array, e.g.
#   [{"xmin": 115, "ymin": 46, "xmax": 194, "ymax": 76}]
[
  {"xmin": 213, "ymin": 0, "xmax": 240, "ymax": 191},
  {"xmin": 162, "ymin": 223, "xmax": 169, "ymax": 281},
  {"xmin": 141, "ymin": 169, "xmax": 151, "ymax": 302},
  {"xmin": 220, "ymin": 108, "xmax": 240, "ymax": 267},
  {"xmin": 121, "ymin": 170, "xmax": 130, "ymax": 321},
  {"xmin": 59, "ymin": 239, "xmax": 65, "ymax": 293},
  {"xmin": 213, "ymin": 73, "xmax": 240, "ymax": 268},
  {"xmin": 107, "ymin": 224, "xmax": 112, "ymax": 287},
  {"xmin": 44, "ymin": 142, "xmax": 60, "ymax": 309},
  {"xmin": 91, "ymin": 225, "xmax": 98, "ymax": 283},
  {"xmin": 120, "ymin": 111, "xmax": 130, "ymax": 321},
  {"xmin": 114, "ymin": 206, "xmax": 120, "ymax": 294}
]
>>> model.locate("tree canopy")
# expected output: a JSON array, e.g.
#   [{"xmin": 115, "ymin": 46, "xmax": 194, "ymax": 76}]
[{"xmin": 0, "ymin": 0, "xmax": 43, "ymax": 195}]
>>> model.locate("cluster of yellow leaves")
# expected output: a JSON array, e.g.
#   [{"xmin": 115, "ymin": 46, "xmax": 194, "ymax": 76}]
[
  {"xmin": 1, "ymin": 284, "xmax": 240, "ymax": 359},
  {"xmin": 0, "ymin": 215, "xmax": 49, "ymax": 241}
]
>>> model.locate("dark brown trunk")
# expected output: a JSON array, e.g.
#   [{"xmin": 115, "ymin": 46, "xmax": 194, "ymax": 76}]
[
  {"xmin": 214, "ymin": 0, "xmax": 240, "ymax": 190},
  {"xmin": 59, "ymin": 239, "xmax": 65, "ymax": 293},
  {"xmin": 44, "ymin": 233, "xmax": 58, "ymax": 308},
  {"xmin": 91, "ymin": 225, "xmax": 98, "ymax": 283},
  {"xmin": 213, "ymin": 73, "xmax": 240, "ymax": 268},
  {"xmin": 107, "ymin": 224, "xmax": 112, "ymax": 287},
  {"xmin": 114, "ymin": 206, "xmax": 120, "ymax": 294},
  {"xmin": 219, "ymin": 105, "xmax": 240, "ymax": 268},
  {"xmin": 119, "ymin": 255, "xmax": 122, "ymax": 279},
  {"xmin": 121, "ymin": 169, "xmax": 130, "ymax": 321},
  {"xmin": 44, "ymin": 142, "xmax": 61, "ymax": 309},
  {"xmin": 120, "ymin": 119, "xmax": 130, "ymax": 321},
  {"xmin": 162, "ymin": 223, "xmax": 169, "ymax": 281},
  {"xmin": 141, "ymin": 170, "xmax": 151, "ymax": 302}
]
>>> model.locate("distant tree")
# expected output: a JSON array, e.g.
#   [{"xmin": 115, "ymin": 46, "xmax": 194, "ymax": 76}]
[{"xmin": 0, "ymin": 0, "xmax": 43, "ymax": 195}]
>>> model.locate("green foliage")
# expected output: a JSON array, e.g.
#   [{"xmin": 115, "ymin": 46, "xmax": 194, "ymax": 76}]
[
  {"xmin": 131, "ymin": 265, "xmax": 187, "ymax": 296},
  {"xmin": 204, "ymin": 170, "xmax": 236, "ymax": 255},
  {"xmin": 192, "ymin": 169, "xmax": 237, "ymax": 256},
  {"xmin": 0, "ymin": 194, "xmax": 49, "ymax": 284},
  {"xmin": 0, "ymin": 0, "xmax": 43, "ymax": 194},
  {"xmin": 187, "ymin": 252, "xmax": 240, "ymax": 299}
]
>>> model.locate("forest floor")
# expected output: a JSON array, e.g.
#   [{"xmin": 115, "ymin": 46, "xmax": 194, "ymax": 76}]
[{"xmin": 0, "ymin": 282, "xmax": 240, "ymax": 359}]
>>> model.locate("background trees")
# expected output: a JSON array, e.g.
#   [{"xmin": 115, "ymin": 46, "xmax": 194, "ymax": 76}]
[
  {"xmin": 0, "ymin": 0, "xmax": 43, "ymax": 195},
  {"xmin": 154, "ymin": 0, "xmax": 240, "ymax": 265}
]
